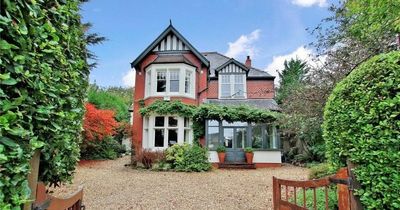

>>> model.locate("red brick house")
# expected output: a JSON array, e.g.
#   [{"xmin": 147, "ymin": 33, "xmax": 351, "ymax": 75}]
[{"xmin": 131, "ymin": 24, "xmax": 281, "ymax": 167}]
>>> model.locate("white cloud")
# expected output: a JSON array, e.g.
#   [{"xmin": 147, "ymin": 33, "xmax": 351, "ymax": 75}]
[
  {"xmin": 264, "ymin": 46, "xmax": 325, "ymax": 84},
  {"xmin": 291, "ymin": 0, "xmax": 327, "ymax": 7},
  {"xmin": 122, "ymin": 69, "xmax": 135, "ymax": 87},
  {"xmin": 225, "ymin": 29, "xmax": 261, "ymax": 59}
]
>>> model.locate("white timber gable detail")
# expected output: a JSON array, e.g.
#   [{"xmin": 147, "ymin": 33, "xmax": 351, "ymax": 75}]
[
  {"xmin": 152, "ymin": 33, "xmax": 189, "ymax": 52},
  {"xmin": 219, "ymin": 63, "xmax": 247, "ymax": 74}
]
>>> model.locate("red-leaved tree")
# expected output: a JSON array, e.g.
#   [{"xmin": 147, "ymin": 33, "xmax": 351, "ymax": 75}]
[{"xmin": 83, "ymin": 103, "xmax": 118, "ymax": 141}]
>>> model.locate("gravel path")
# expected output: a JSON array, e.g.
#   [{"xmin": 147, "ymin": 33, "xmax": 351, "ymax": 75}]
[{"xmin": 51, "ymin": 156, "xmax": 309, "ymax": 210}]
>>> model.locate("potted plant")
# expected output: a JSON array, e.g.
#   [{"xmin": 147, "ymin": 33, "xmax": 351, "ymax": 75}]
[
  {"xmin": 216, "ymin": 145, "xmax": 226, "ymax": 163},
  {"xmin": 244, "ymin": 147, "xmax": 254, "ymax": 164}
]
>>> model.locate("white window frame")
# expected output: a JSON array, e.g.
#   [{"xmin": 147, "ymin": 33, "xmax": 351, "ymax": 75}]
[
  {"xmin": 218, "ymin": 73, "xmax": 247, "ymax": 99},
  {"xmin": 144, "ymin": 64, "xmax": 196, "ymax": 99},
  {"xmin": 142, "ymin": 115, "xmax": 193, "ymax": 150}
]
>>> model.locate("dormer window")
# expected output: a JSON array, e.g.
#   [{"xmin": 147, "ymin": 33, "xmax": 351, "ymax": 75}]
[
  {"xmin": 219, "ymin": 74, "xmax": 246, "ymax": 99},
  {"xmin": 145, "ymin": 63, "xmax": 195, "ymax": 99}
]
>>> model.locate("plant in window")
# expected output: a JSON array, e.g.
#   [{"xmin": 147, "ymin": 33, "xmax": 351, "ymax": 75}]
[
  {"xmin": 244, "ymin": 147, "xmax": 254, "ymax": 164},
  {"xmin": 216, "ymin": 145, "xmax": 226, "ymax": 163}
]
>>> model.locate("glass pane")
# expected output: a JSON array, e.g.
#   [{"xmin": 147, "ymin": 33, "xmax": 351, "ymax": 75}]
[
  {"xmin": 207, "ymin": 127, "xmax": 219, "ymax": 150},
  {"xmin": 221, "ymin": 75, "xmax": 230, "ymax": 83},
  {"xmin": 157, "ymin": 71, "xmax": 166, "ymax": 92},
  {"xmin": 234, "ymin": 84, "xmax": 244, "ymax": 97},
  {"xmin": 235, "ymin": 74, "xmax": 243, "ymax": 83},
  {"xmin": 168, "ymin": 129, "xmax": 178, "ymax": 146},
  {"xmin": 269, "ymin": 126, "xmax": 278, "ymax": 149},
  {"xmin": 185, "ymin": 71, "xmax": 192, "ymax": 94},
  {"xmin": 154, "ymin": 129, "xmax": 164, "ymax": 147},
  {"xmin": 221, "ymin": 84, "xmax": 230, "ymax": 97},
  {"xmin": 184, "ymin": 129, "xmax": 191, "ymax": 143},
  {"xmin": 184, "ymin": 118, "xmax": 190, "ymax": 127},
  {"xmin": 223, "ymin": 128, "xmax": 233, "ymax": 148},
  {"xmin": 235, "ymin": 128, "xmax": 246, "ymax": 149},
  {"xmin": 222, "ymin": 121, "xmax": 247, "ymax": 126},
  {"xmin": 208, "ymin": 120, "xmax": 219, "ymax": 126},
  {"xmin": 252, "ymin": 126, "xmax": 262, "ymax": 149},
  {"xmin": 168, "ymin": 116, "xmax": 178, "ymax": 127},
  {"xmin": 169, "ymin": 70, "xmax": 179, "ymax": 92},
  {"xmin": 155, "ymin": 116, "xmax": 164, "ymax": 127}
]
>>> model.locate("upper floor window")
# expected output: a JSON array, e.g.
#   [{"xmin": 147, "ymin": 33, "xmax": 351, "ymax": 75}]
[
  {"xmin": 145, "ymin": 64, "xmax": 195, "ymax": 98},
  {"xmin": 219, "ymin": 74, "xmax": 246, "ymax": 99}
]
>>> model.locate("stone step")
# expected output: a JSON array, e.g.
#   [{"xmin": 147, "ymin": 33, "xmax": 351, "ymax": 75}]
[{"xmin": 218, "ymin": 162, "xmax": 256, "ymax": 169}]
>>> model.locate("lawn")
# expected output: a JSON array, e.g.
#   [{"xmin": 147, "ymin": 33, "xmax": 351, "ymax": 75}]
[{"xmin": 51, "ymin": 156, "xmax": 309, "ymax": 210}]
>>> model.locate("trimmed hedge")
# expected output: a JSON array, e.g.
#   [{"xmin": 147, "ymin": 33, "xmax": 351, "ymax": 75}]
[
  {"xmin": 0, "ymin": 0, "xmax": 88, "ymax": 208},
  {"xmin": 323, "ymin": 52, "xmax": 400, "ymax": 209}
]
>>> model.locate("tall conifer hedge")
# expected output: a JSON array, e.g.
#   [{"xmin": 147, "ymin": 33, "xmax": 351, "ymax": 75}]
[{"xmin": 0, "ymin": 0, "xmax": 89, "ymax": 208}]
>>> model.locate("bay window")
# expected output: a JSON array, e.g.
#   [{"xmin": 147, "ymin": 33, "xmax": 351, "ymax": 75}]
[
  {"xmin": 145, "ymin": 64, "xmax": 195, "ymax": 98},
  {"xmin": 143, "ymin": 115, "xmax": 193, "ymax": 149},
  {"xmin": 219, "ymin": 74, "xmax": 246, "ymax": 99}
]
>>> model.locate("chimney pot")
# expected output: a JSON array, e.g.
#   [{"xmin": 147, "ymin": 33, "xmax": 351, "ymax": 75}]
[{"xmin": 245, "ymin": 56, "xmax": 252, "ymax": 68}]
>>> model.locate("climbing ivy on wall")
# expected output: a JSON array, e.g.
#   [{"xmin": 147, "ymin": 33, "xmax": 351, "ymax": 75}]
[
  {"xmin": 0, "ymin": 0, "xmax": 88, "ymax": 208},
  {"xmin": 139, "ymin": 100, "xmax": 280, "ymax": 143}
]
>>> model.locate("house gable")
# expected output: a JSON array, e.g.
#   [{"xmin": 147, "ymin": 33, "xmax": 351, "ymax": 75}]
[
  {"xmin": 215, "ymin": 59, "xmax": 249, "ymax": 75},
  {"xmin": 131, "ymin": 24, "xmax": 209, "ymax": 70}
]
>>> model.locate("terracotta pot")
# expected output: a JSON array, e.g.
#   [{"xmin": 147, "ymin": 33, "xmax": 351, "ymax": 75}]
[
  {"xmin": 245, "ymin": 152, "xmax": 254, "ymax": 164},
  {"xmin": 218, "ymin": 152, "xmax": 226, "ymax": 163}
]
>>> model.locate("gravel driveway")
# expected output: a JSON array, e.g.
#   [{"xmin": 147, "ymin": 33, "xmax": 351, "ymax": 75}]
[{"xmin": 52, "ymin": 156, "xmax": 309, "ymax": 210}]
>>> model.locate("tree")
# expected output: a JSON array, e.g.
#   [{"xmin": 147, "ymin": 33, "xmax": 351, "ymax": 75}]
[
  {"xmin": 87, "ymin": 84, "xmax": 132, "ymax": 122},
  {"xmin": 279, "ymin": 0, "xmax": 399, "ymax": 164},
  {"xmin": 83, "ymin": 103, "xmax": 118, "ymax": 141},
  {"xmin": 83, "ymin": 22, "xmax": 107, "ymax": 69},
  {"xmin": 276, "ymin": 58, "xmax": 309, "ymax": 104}
]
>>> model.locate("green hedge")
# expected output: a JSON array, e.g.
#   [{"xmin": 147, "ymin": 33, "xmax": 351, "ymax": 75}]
[
  {"xmin": 323, "ymin": 52, "xmax": 400, "ymax": 209},
  {"xmin": 0, "ymin": 0, "xmax": 88, "ymax": 208}
]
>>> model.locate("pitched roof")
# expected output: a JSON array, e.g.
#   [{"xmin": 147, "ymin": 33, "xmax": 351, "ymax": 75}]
[
  {"xmin": 152, "ymin": 54, "xmax": 194, "ymax": 66},
  {"xmin": 201, "ymin": 52, "xmax": 274, "ymax": 78},
  {"xmin": 131, "ymin": 24, "xmax": 209, "ymax": 69},
  {"xmin": 206, "ymin": 99, "xmax": 280, "ymax": 111}
]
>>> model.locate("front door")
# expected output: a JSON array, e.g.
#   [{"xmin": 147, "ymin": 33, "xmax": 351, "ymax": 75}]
[{"xmin": 223, "ymin": 128, "xmax": 246, "ymax": 162}]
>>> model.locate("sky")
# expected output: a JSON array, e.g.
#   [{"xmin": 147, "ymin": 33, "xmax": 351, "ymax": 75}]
[{"xmin": 80, "ymin": 0, "xmax": 335, "ymax": 87}]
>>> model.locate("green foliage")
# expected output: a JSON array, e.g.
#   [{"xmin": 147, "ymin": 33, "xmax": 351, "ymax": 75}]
[
  {"xmin": 80, "ymin": 136, "xmax": 126, "ymax": 160},
  {"xmin": 308, "ymin": 163, "xmax": 334, "ymax": 179},
  {"xmin": 194, "ymin": 103, "xmax": 279, "ymax": 123},
  {"xmin": 166, "ymin": 144, "xmax": 211, "ymax": 172},
  {"xmin": 140, "ymin": 100, "xmax": 279, "ymax": 144},
  {"xmin": 216, "ymin": 145, "xmax": 226, "ymax": 153},
  {"xmin": 345, "ymin": 0, "xmax": 400, "ymax": 43},
  {"xmin": 276, "ymin": 58, "xmax": 325, "ymax": 164},
  {"xmin": 88, "ymin": 85, "xmax": 132, "ymax": 122},
  {"xmin": 276, "ymin": 58, "xmax": 308, "ymax": 104},
  {"xmin": 139, "ymin": 99, "xmax": 196, "ymax": 118},
  {"xmin": 0, "ymin": 0, "xmax": 89, "ymax": 207},
  {"xmin": 244, "ymin": 147, "xmax": 254, "ymax": 153},
  {"xmin": 323, "ymin": 52, "xmax": 400, "ymax": 209},
  {"xmin": 291, "ymin": 187, "xmax": 338, "ymax": 210}
]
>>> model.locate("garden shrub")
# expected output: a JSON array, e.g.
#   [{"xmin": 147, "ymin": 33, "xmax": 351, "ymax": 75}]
[
  {"xmin": 83, "ymin": 103, "xmax": 118, "ymax": 141},
  {"xmin": 135, "ymin": 149, "xmax": 165, "ymax": 169},
  {"xmin": 80, "ymin": 136, "xmax": 126, "ymax": 160},
  {"xmin": 308, "ymin": 163, "xmax": 334, "ymax": 179},
  {"xmin": 0, "ymin": 0, "xmax": 88, "ymax": 207},
  {"xmin": 166, "ymin": 144, "xmax": 211, "ymax": 172},
  {"xmin": 323, "ymin": 52, "xmax": 400, "ymax": 209}
]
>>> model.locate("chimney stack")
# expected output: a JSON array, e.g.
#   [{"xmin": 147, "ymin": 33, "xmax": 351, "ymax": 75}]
[{"xmin": 245, "ymin": 56, "xmax": 251, "ymax": 68}]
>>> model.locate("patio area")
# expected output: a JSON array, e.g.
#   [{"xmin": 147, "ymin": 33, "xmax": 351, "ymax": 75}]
[{"xmin": 52, "ymin": 156, "xmax": 309, "ymax": 210}]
